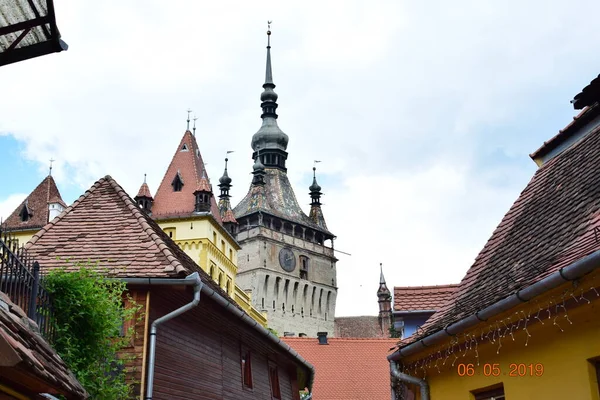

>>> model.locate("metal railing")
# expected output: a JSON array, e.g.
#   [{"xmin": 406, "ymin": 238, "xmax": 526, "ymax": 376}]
[{"xmin": 0, "ymin": 227, "xmax": 55, "ymax": 342}]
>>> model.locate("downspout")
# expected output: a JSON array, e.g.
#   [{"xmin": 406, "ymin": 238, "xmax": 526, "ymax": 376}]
[
  {"xmin": 389, "ymin": 361, "xmax": 429, "ymax": 400},
  {"xmin": 121, "ymin": 272, "xmax": 203, "ymax": 400}
]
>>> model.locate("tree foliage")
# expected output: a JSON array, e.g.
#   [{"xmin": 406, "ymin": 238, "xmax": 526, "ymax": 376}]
[{"xmin": 44, "ymin": 264, "xmax": 141, "ymax": 399}]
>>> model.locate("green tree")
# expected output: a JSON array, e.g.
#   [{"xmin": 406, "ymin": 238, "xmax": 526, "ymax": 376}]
[{"xmin": 44, "ymin": 264, "xmax": 141, "ymax": 399}]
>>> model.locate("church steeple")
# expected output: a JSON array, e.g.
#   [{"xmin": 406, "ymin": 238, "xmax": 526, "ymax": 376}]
[
  {"xmin": 250, "ymin": 23, "xmax": 289, "ymax": 171},
  {"xmin": 219, "ymin": 157, "xmax": 232, "ymax": 199}
]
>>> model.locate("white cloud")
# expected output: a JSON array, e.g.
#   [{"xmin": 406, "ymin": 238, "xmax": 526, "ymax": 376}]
[
  {"xmin": 1, "ymin": 0, "xmax": 599, "ymax": 317},
  {"xmin": 0, "ymin": 193, "xmax": 27, "ymax": 222}
]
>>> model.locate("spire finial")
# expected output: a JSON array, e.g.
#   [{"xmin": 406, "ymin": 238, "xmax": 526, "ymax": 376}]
[
  {"xmin": 49, "ymin": 158, "xmax": 55, "ymax": 176},
  {"xmin": 144, "ymin": 173, "xmax": 147, "ymax": 184},
  {"xmin": 193, "ymin": 115, "xmax": 198, "ymax": 136},
  {"xmin": 187, "ymin": 109, "xmax": 192, "ymax": 131},
  {"xmin": 379, "ymin": 263, "xmax": 386, "ymax": 285}
]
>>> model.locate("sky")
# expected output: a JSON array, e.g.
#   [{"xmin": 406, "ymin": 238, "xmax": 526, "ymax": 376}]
[{"xmin": 1, "ymin": 0, "xmax": 599, "ymax": 317}]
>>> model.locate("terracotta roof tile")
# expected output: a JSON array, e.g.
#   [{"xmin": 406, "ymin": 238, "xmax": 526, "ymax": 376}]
[
  {"xmin": 152, "ymin": 131, "xmax": 222, "ymax": 223},
  {"xmin": 405, "ymin": 120, "xmax": 600, "ymax": 345},
  {"xmin": 334, "ymin": 316, "xmax": 387, "ymax": 338},
  {"xmin": 3, "ymin": 175, "xmax": 65, "ymax": 231},
  {"xmin": 24, "ymin": 176, "xmax": 231, "ymax": 304},
  {"xmin": 282, "ymin": 337, "xmax": 397, "ymax": 399},
  {"xmin": 393, "ymin": 284, "xmax": 459, "ymax": 312},
  {"xmin": 0, "ymin": 292, "xmax": 87, "ymax": 398},
  {"xmin": 135, "ymin": 182, "xmax": 153, "ymax": 199}
]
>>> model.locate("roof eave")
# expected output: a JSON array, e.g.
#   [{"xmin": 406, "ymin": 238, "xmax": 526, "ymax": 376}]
[{"xmin": 388, "ymin": 248, "xmax": 600, "ymax": 362}]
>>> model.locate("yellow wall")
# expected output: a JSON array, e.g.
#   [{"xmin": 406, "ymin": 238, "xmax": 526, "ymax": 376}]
[
  {"xmin": 157, "ymin": 215, "xmax": 267, "ymax": 327},
  {"xmin": 5, "ymin": 230, "xmax": 37, "ymax": 249},
  {"xmin": 402, "ymin": 273, "xmax": 600, "ymax": 400}
]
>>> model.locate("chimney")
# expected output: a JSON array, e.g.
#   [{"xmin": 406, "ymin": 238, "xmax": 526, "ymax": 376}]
[
  {"xmin": 299, "ymin": 333, "xmax": 307, "ymax": 338},
  {"xmin": 317, "ymin": 331, "xmax": 328, "ymax": 345},
  {"xmin": 283, "ymin": 332, "xmax": 295, "ymax": 337}
]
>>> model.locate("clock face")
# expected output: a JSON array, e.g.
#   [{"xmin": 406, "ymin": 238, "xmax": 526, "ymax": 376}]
[{"xmin": 278, "ymin": 247, "xmax": 296, "ymax": 272}]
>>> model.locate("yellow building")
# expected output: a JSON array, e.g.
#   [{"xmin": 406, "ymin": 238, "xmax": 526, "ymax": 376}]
[
  {"xmin": 1, "ymin": 174, "xmax": 67, "ymax": 247},
  {"xmin": 135, "ymin": 128, "xmax": 267, "ymax": 327},
  {"xmin": 387, "ymin": 79, "xmax": 600, "ymax": 399}
]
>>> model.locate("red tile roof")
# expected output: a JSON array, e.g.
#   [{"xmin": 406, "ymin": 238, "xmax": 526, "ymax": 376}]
[
  {"xmin": 3, "ymin": 175, "xmax": 65, "ymax": 231},
  {"xmin": 405, "ymin": 119, "xmax": 600, "ymax": 345},
  {"xmin": 25, "ymin": 176, "xmax": 226, "ymax": 287},
  {"xmin": 0, "ymin": 291, "xmax": 87, "ymax": 398},
  {"xmin": 136, "ymin": 182, "xmax": 153, "ymax": 199},
  {"xmin": 529, "ymin": 104, "xmax": 598, "ymax": 160},
  {"xmin": 221, "ymin": 208, "xmax": 238, "ymax": 224},
  {"xmin": 393, "ymin": 284, "xmax": 459, "ymax": 312},
  {"xmin": 282, "ymin": 337, "xmax": 397, "ymax": 399},
  {"xmin": 334, "ymin": 316, "xmax": 388, "ymax": 338},
  {"xmin": 152, "ymin": 130, "xmax": 222, "ymax": 223}
]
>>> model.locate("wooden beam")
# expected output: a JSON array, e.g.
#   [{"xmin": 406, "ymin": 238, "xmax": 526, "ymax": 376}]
[{"xmin": 0, "ymin": 16, "xmax": 49, "ymax": 37}]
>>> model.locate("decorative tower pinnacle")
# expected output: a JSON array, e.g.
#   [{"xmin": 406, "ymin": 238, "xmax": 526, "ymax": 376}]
[
  {"xmin": 218, "ymin": 154, "xmax": 238, "ymax": 234},
  {"xmin": 135, "ymin": 174, "xmax": 154, "ymax": 214},
  {"xmin": 309, "ymin": 166, "xmax": 322, "ymax": 206},
  {"xmin": 252, "ymin": 150, "xmax": 266, "ymax": 186},
  {"xmin": 250, "ymin": 22, "xmax": 289, "ymax": 170},
  {"xmin": 377, "ymin": 263, "xmax": 393, "ymax": 337},
  {"xmin": 193, "ymin": 169, "xmax": 213, "ymax": 212}
]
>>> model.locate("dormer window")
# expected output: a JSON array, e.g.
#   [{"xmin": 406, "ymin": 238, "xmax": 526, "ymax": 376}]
[
  {"xmin": 181, "ymin": 143, "xmax": 189, "ymax": 152},
  {"xmin": 172, "ymin": 172, "xmax": 184, "ymax": 192},
  {"xmin": 19, "ymin": 204, "xmax": 31, "ymax": 222}
]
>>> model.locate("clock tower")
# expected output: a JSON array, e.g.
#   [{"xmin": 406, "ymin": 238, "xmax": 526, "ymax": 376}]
[{"xmin": 233, "ymin": 27, "xmax": 337, "ymax": 337}]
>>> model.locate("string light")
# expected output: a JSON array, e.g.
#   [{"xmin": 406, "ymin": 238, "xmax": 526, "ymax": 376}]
[{"xmin": 398, "ymin": 274, "xmax": 600, "ymax": 379}]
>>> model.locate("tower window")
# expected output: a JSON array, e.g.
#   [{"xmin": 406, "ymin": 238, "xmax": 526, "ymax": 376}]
[
  {"xmin": 19, "ymin": 204, "xmax": 30, "ymax": 222},
  {"xmin": 299, "ymin": 256, "xmax": 309, "ymax": 280},
  {"xmin": 181, "ymin": 143, "xmax": 189, "ymax": 151},
  {"xmin": 172, "ymin": 173, "xmax": 184, "ymax": 192}
]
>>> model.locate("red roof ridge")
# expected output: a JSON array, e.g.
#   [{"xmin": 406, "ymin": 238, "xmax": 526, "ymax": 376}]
[
  {"xmin": 394, "ymin": 284, "xmax": 459, "ymax": 291},
  {"xmin": 26, "ymin": 175, "xmax": 187, "ymax": 276}
]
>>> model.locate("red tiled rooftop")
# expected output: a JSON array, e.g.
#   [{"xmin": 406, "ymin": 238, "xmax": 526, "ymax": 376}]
[
  {"xmin": 136, "ymin": 182, "xmax": 153, "ymax": 199},
  {"xmin": 282, "ymin": 337, "xmax": 397, "ymax": 400},
  {"xmin": 334, "ymin": 316, "xmax": 387, "ymax": 338},
  {"xmin": 152, "ymin": 130, "xmax": 222, "ymax": 223},
  {"xmin": 393, "ymin": 284, "xmax": 459, "ymax": 312},
  {"xmin": 404, "ymin": 116, "xmax": 600, "ymax": 346},
  {"xmin": 3, "ymin": 175, "xmax": 64, "ymax": 231}
]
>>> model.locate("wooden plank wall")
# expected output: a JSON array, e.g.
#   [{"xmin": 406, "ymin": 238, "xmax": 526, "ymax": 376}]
[
  {"xmin": 119, "ymin": 288, "xmax": 148, "ymax": 399},
  {"xmin": 150, "ymin": 287, "xmax": 300, "ymax": 400}
]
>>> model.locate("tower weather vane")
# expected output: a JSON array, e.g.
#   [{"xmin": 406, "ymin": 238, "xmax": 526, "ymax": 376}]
[
  {"xmin": 193, "ymin": 114, "xmax": 198, "ymax": 136},
  {"xmin": 187, "ymin": 109, "xmax": 192, "ymax": 131},
  {"xmin": 49, "ymin": 158, "xmax": 55, "ymax": 176}
]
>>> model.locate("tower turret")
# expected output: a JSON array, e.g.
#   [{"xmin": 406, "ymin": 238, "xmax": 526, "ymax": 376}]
[
  {"xmin": 218, "ymin": 157, "xmax": 238, "ymax": 234},
  {"xmin": 377, "ymin": 263, "xmax": 392, "ymax": 336},
  {"xmin": 194, "ymin": 170, "xmax": 213, "ymax": 213},
  {"xmin": 134, "ymin": 174, "xmax": 153, "ymax": 214}
]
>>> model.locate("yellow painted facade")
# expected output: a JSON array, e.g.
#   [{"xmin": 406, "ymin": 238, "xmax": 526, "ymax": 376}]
[
  {"xmin": 6, "ymin": 230, "xmax": 37, "ymax": 249},
  {"xmin": 402, "ymin": 273, "xmax": 600, "ymax": 400},
  {"xmin": 157, "ymin": 215, "xmax": 268, "ymax": 327}
]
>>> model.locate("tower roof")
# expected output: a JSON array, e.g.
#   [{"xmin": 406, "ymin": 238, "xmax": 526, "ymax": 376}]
[
  {"xmin": 136, "ymin": 175, "xmax": 153, "ymax": 199},
  {"xmin": 3, "ymin": 175, "xmax": 65, "ymax": 231},
  {"xmin": 377, "ymin": 263, "xmax": 391, "ymax": 299},
  {"xmin": 152, "ymin": 130, "xmax": 222, "ymax": 223},
  {"xmin": 251, "ymin": 26, "xmax": 289, "ymax": 153}
]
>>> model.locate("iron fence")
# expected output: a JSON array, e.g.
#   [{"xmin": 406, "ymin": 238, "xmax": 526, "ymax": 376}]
[{"xmin": 0, "ymin": 227, "xmax": 55, "ymax": 342}]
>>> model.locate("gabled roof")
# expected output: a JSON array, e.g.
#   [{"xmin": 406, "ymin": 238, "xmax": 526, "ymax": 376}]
[
  {"xmin": 25, "ymin": 176, "xmax": 226, "ymax": 287},
  {"xmin": 393, "ymin": 284, "xmax": 459, "ymax": 312},
  {"xmin": 0, "ymin": 291, "xmax": 87, "ymax": 398},
  {"xmin": 406, "ymin": 117, "xmax": 600, "ymax": 343},
  {"xmin": 234, "ymin": 168, "xmax": 334, "ymax": 236},
  {"xmin": 282, "ymin": 337, "xmax": 397, "ymax": 400},
  {"xmin": 334, "ymin": 316, "xmax": 388, "ymax": 338},
  {"xmin": 3, "ymin": 175, "xmax": 64, "ymax": 231},
  {"xmin": 152, "ymin": 130, "xmax": 222, "ymax": 223},
  {"xmin": 0, "ymin": 0, "xmax": 68, "ymax": 67}
]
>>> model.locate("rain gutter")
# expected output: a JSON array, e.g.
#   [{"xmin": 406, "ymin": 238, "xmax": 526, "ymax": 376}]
[
  {"xmin": 122, "ymin": 272, "xmax": 203, "ymax": 400},
  {"xmin": 388, "ymin": 249, "xmax": 600, "ymax": 362},
  {"xmin": 389, "ymin": 361, "xmax": 429, "ymax": 400},
  {"xmin": 122, "ymin": 272, "xmax": 315, "ymax": 396}
]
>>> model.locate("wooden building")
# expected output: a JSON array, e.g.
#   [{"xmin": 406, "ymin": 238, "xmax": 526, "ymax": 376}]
[{"xmin": 26, "ymin": 175, "xmax": 314, "ymax": 400}]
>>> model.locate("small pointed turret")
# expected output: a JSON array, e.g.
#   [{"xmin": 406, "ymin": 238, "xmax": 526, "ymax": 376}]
[
  {"xmin": 218, "ymin": 157, "xmax": 238, "ymax": 234},
  {"xmin": 308, "ymin": 166, "xmax": 328, "ymax": 230},
  {"xmin": 194, "ymin": 169, "xmax": 213, "ymax": 213},
  {"xmin": 377, "ymin": 263, "xmax": 393, "ymax": 337},
  {"xmin": 252, "ymin": 151, "xmax": 266, "ymax": 186},
  {"xmin": 135, "ymin": 174, "xmax": 154, "ymax": 214}
]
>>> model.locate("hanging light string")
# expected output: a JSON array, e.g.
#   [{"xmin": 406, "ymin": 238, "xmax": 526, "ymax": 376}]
[{"xmin": 399, "ymin": 272, "xmax": 600, "ymax": 378}]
